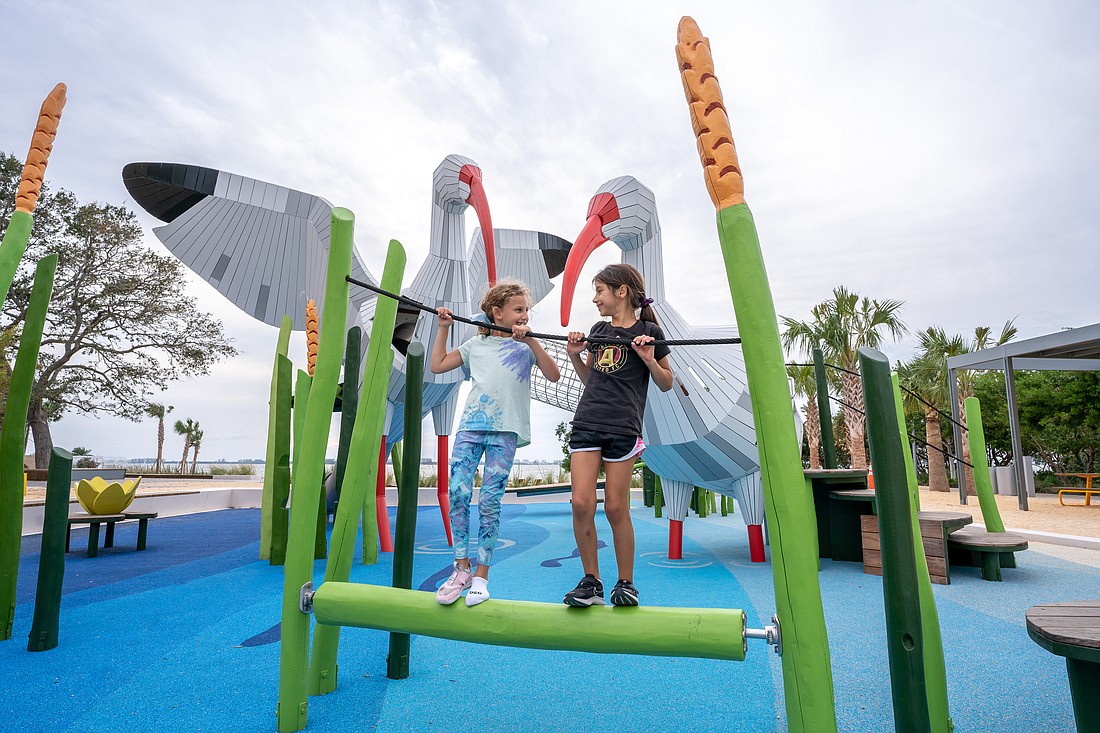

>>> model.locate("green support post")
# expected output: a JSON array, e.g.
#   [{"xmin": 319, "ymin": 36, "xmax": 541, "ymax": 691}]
[
  {"xmin": 27, "ymin": 447, "xmax": 73, "ymax": 652},
  {"xmin": 315, "ymin": 472, "xmax": 328, "ymax": 560},
  {"xmin": 860, "ymin": 349, "xmax": 930, "ymax": 733},
  {"xmin": 276, "ymin": 208, "xmax": 354, "ymax": 732},
  {"xmin": 0, "ymin": 211, "xmax": 33, "ymax": 306},
  {"xmin": 270, "ymin": 355, "xmax": 293, "ymax": 566},
  {"xmin": 964, "ymin": 397, "xmax": 1006, "ymax": 534},
  {"xmin": 813, "ymin": 348, "xmax": 837, "ymax": 469},
  {"xmin": 0, "ymin": 253, "xmax": 57, "ymax": 641},
  {"xmin": 388, "ymin": 343, "xmax": 424, "ymax": 680},
  {"xmin": 261, "ymin": 316, "xmax": 293, "ymax": 560},
  {"xmin": 653, "ymin": 474, "xmax": 663, "ymax": 519},
  {"xmin": 642, "ymin": 465, "xmax": 655, "ymax": 507},
  {"xmin": 307, "ymin": 239, "xmax": 404, "ymax": 696},
  {"xmin": 389, "ymin": 441, "xmax": 403, "ymax": 497},
  {"xmin": 333, "ymin": 326, "xmax": 363, "ymax": 508},
  {"xmin": 892, "ymin": 374, "xmax": 952, "ymax": 733},
  {"xmin": 274, "ymin": 370, "xmax": 311, "ymax": 565}
]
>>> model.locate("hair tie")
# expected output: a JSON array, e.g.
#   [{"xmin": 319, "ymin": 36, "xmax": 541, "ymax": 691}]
[{"xmin": 640, "ymin": 297, "xmax": 654, "ymax": 307}]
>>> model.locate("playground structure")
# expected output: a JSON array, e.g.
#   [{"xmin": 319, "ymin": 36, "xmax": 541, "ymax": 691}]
[
  {"xmin": 257, "ymin": 17, "xmax": 967, "ymax": 733},
  {"xmin": 4, "ymin": 16, "xmax": 1056, "ymax": 733}
]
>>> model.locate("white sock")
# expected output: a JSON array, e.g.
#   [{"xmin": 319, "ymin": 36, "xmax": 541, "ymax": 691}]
[{"xmin": 466, "ymin": 576, "xmax": 489, "ymax": 607}]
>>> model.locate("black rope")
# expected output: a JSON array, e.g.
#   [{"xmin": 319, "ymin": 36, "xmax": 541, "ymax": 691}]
[
  {"xmin": 346, "ymin": 275, "xmax": 742, "ymax": 347},
  {"xmin": 828, "ymin": 395, "xmax": 866, "ymax": 417},
  {"xmin": 896, "ymin": 383, "xmax": 968, "ymax": 432}
]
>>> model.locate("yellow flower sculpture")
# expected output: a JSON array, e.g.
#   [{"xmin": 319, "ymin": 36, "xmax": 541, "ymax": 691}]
[{"xmin": 75, "ymin": 476, "xmax": 141, "ymax": 515}]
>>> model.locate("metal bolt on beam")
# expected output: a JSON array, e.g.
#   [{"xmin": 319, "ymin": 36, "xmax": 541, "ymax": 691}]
[
  {"xmin": 744, "ymin": 614, "xmax": 782, "ymax": 655},
  {"xmin": 299, "ymin": 582, "xmax": 314, "ymax": 614}
]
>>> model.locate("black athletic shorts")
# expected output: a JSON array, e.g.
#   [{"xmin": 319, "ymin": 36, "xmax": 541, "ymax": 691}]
[{"xmin": 568, "ymin": 428, "xmax": 645, "ymax": 463}]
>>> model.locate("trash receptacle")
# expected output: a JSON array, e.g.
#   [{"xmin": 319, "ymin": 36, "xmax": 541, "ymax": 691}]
[{"xmin": 994, "ymin": 465, "xmax": 1017, "ymax": 495}]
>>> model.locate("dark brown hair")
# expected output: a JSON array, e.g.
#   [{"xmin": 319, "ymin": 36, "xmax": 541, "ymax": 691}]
[
  {"xmin": 478, "ymin": 280, "xmax": 531, "ymax": 335},
  {"xmin": 593, "ymin": 263, "xmax": 658, "ymax": 324}
]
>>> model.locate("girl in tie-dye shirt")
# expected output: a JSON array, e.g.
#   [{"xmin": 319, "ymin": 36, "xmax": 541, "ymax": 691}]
[{"xmin": 430, "ymin": 281, "xmax": 560, "ymax": 606}]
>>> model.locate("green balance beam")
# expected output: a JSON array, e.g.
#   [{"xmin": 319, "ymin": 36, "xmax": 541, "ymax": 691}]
[{"xmin": 310, "ymin": 582, "xmax": 746, "ymax": 661}]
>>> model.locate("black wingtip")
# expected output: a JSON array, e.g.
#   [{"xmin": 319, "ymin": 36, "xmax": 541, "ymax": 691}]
[{"xmin": 122, "ymin": 162, "xmax": 219, "ymax": 223}]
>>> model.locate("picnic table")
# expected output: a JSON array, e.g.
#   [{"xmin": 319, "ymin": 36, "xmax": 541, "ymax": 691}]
[
  {"xmin": 1026, "ymin": 600, "xmax": 1100, "ymax": 732},
  {"xmin": 1053, "ymin": 473, "xmax": 1100, "ymax": 506},
  {"xmin": 804, "ymin": 468, "xmax": 871, "ymax": 562}
]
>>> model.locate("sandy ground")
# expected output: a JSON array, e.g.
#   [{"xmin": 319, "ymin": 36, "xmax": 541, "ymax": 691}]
[{"xmin": 916, "ymin": 486, "xmax": 1100, "ymax": 538}]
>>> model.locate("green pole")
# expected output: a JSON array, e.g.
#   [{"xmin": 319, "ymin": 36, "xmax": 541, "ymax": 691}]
[
  {"xmin": 715, "ymin": 204, "xmax": 837, "ymax": 730},
  {"xmin": 306, "ymin": 239, "xmax": 404, "ymax": 696},
  {"xmin": 270, "ymin": 355, "xmax": 293, "ymax": 566},
  {"xmin": 813, "ymin": 348, "xmax": 837, "ymax": 469},
  {"xmin": 315, "ymin": 473, "xmax": 328, "ymax": 560},
  {"xmin": 0, "ymin": 211, "xmax": 33, "ymax": 306},
  {"xmin": 653, "ymin": 474, "xmax": 663, "ymax": 519},
  {"xmin": 389, "ymin": 441, "xmax": 403, "ymax": 495},
  {"xmin": 27, "ymin": 447, "xmax": 73, "ymax": 652},
  {"xmin": 860, "ymin": 349, "xmax": 930, "ymax": 733},
  {"xmin": 964, "ymin": 397, "xmax": 1005, "ymax": 533},
  {"xmin": 276, "ymin": 207, "xmax": 353, "ymax": 732},
  {"xmin": 0, "ymin": 253, "xmax": 57, "ymax": 641},
  {"xmin": 273, "ymin": 370, "xmax": 311, "ymax": 566},
  {"xmin": 261, "ymin": 316, "xmax": 293, "ymax": 560},
  {"xmin": 388, "ymin": 342, "xmax": 424, "ymax": 680},
  {"xmin": 892, "ymin": 373, "xmax": 952, "ymax": 733}
]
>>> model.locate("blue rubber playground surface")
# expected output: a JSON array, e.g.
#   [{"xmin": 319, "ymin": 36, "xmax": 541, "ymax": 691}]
[{"xmin": 3, "ymin": 503, "xmax": 1097, "ymax": 732}]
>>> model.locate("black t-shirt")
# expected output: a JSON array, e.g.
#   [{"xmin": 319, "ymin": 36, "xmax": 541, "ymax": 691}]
[{"xmin": 571, "ymin": 320, "xmax": 671, "ymax": 436}]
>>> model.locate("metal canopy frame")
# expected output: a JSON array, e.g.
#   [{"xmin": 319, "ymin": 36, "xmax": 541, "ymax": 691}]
[{"xmin": 946, "ymin": 323, "xmax": 1100, "ymax": 510}]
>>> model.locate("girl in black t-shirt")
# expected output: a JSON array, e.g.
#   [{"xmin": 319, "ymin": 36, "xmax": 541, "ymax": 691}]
[{"xmin": 563, "ymin": 263, "xmax": 674, "ymax": 608}]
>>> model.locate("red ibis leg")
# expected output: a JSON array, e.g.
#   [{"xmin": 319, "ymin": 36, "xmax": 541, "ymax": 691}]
[
  {"xmin": 668, "ymin": 519, "xmax": 684, "ymax": 560},
  {"xmin": 376, "ymin": 438, "xmax": 393, "ymax": 553},
  {"xmin": 748, "ymin": 524, "xmax": 766, "ymax": 562},
  {"xmin": 437, "ymin": 435, "xmax": 453, "ymax": 546}
]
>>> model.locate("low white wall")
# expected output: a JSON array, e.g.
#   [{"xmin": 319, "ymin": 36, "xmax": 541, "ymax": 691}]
[{"xmin": 22, "ymin": 487, "xmax": 263, "ymax": 536}]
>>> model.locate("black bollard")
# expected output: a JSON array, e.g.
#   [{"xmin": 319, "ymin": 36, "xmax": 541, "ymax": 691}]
[
  {"xmin": 28, "ymin": 448, "xmax": 74, "ymax": 652},
  {"xmin": 388, "ymin": 342, "xmax": 424, "ymax": 680}
]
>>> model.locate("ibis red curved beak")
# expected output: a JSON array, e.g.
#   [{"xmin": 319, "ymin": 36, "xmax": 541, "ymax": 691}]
[
  {"xmin": 560, "ymin": 192, "xmax": 619, "ymax": 326},
  {"xmin": 459, "ymin": 164, "xmax": 496, "ymax": 286}
]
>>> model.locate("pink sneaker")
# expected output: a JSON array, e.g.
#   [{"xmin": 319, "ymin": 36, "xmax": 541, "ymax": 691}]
[{"xmin": 435, "ymin": 563, "xmax": 472, "ymax": 605}]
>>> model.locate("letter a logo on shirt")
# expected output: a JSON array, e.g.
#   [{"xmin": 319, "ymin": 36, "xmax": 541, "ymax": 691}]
[{"xmin": 593, "ymin": 344, "xmax": 628, "ymax": 373}]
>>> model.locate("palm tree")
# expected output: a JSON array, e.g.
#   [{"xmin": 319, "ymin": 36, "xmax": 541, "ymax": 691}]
[
  {"xmin": 787, "ymin": 364, "xmax": 822, "ymax": 468},
  {"xmin": 782, "ymin": 286, "xmax": 907, "ymax": 469},
  {"xmin": 144, "ymin": 402, "xmax": 174, "ymax": 473},
  {"xmin": 898, "ymin": 357, "xmax": 951, "ymax": 493},
  {"xmin": 189, "ymin": 424, "xmax": 203, "ymax": 474},
  {"xmin": 174, "ymin": 418, "xmax": 195, "ymax": 474},
  {"xmin": 912, "ymin": 321, "xmax": 1017, "ymax": 493}
]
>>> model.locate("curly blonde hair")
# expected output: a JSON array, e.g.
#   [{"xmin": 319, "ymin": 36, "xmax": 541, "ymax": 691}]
[{"xmin": 478, "ymin": 280, "xmax": 532, "ymax": 335}]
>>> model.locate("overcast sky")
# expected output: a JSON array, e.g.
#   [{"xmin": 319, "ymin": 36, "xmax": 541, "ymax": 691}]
[{"xmin": 3, "ymin": 1, "xmax": 1098, "ymax": 463}]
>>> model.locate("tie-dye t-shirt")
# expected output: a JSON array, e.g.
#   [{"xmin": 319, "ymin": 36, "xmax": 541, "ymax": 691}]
[{"xmin": 457, "ymin": 335, "xmax": 538, "ymax": 447}]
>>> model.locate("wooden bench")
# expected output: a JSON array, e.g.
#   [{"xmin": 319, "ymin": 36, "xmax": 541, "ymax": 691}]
[
  {"xmin": 947, "ymin": 526, "xmax": 1028, "ymax": 581},
  {"xmin": 504, "ymin": 480, "xmax": 605, "ymax": 498},
  {"xmin": 862, "ymin": 511, "xmax": 973, "ymax": 584},
  {"xmin": 1056, "ymin": 487, "xmax": 1100, "ymax": 507},
  {"xmin": 1025, "ymin": 601, "xmax": 1100, "ymax": 731},
  {"xmin": 66, "ymin": 512, "xmax": 158, "ymax": 557}
]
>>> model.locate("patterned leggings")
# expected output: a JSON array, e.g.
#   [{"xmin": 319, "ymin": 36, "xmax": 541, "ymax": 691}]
[{"xmin": 449, "ymin": 430, "xmax": 517, "ymax": 566}]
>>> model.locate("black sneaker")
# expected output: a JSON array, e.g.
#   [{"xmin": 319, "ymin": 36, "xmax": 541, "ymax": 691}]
[
  {"xmin": 563, "ymin": 574, "xmax": 605, "ymax": 607},
  {"xmin": 610, "ymin": 579, "xmax": 639, "ymax": 607}
]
